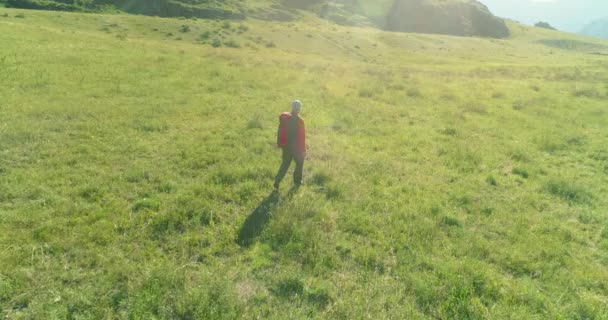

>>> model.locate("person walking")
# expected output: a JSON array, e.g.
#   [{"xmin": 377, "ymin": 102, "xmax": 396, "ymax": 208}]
[{"xmin": 274, "ymin": 100, "xmax": 306, "ymax": 189}]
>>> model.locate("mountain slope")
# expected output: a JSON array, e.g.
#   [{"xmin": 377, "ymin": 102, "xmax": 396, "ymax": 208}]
[
  {"xmin": 580, "ymin": 18, "xmax": 608, "ymax": 39},
  {"xmin": 5, "ymin": 0, "xmax": 510, "ymax": 38},
  {"xmin": 1, "ymin": 7, "xmax": 608, "ymax": 319},
  {"xmin": 386, "ymin": 0, "xmax": 509, "ymax": 38}
]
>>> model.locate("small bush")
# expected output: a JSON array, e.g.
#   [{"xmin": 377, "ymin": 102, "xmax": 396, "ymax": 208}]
[
  {"xmin": 79, "ymin": 185, "xmax": 103, "ymax": 202},
  {"xmin": 325, "ymin": 184, "xmax": 343, "ymax": 200},
  {"xmin": 512, "ymin": 167, "xmax": 529, "ymax": 179},
  {"xmin": 224, "ymin": 39, "xmax": 240, "ymax": 48},
  {"xmin": 306, "ymin": 282, "xmax": 332, "ymax": 308},
  {"xmin": 545, "ymin": 179, "xmax": 592, "ymax": 205},
  {"xmin": 273, "ymin": 277, "xmax": 304, "ymax": 297},
  {"xmin": 237, "ymin": 24, "xmax": 249, "ymax": 32},
  {"xmin": 512, "ymin": 100, "xmax": 525, "ymax": 110},
  {"xmin": 15, "ymin": 13, "xmax": 25, "ymax": 18},
  {"xmin": 179, "ymin": 25, "xmax": 190, "ymax": 33},
  {"xmin": 572, "ymin": 87, "xmax": 600, "ymax": 98},
  {"xmin": 358, "ymin": 88, "xmax": 373, "ymax": 98},
  {"xmin": 199, "ymin": 31, "xmax": 211, "ymax": 40},
  {"xmin": 486, "ymin": 175, "xmax": 497, "ymax": 186},
  {"xmin": 311, "ymin": 172, "xmax": 331, "ymax": 186},
  {"xmin": 221, "ymin": 21, "xmax": 231, "ymax": 29},
  {"xmin": 247, "ymin": 118, "xmax": 263, "ymax": 129},
  {"xmin": 265, "ymin": 41, "xmax": 276, "ymax": 48},
  {"xmin": 2, "ymin": 13, "xmax": 9, "ymax": 18},
  {"xmin": 441, "ymin": 128, "xmax": 457, "ymax": 136},
  {"xmin": 491, "ymin": 92, "xmax": 505, "ymax": 99},
  {"xmin": 463, "ymin": 103, "xmax": 487, "ymax": 114},
  {"xmin": 441, "ymin": 216, "xmax": 461, "ymax": 227},
  {"xmin": 407, "ymin": 87, "xmax": 421, "ymax": 97},
  {"xmin": 530, "ymin": 84, "xmax": 541, "ymax": 92},
  {"xmin": 132, "ymin": 198, "xmax": 160, "ymax": 213},
  {"xmin": 211, "ymin": 39, "xmax": 222, "ymax": 48},
  {"xmin": 535, "ymin": 21, "xmax": 556, "ymax": 30}
]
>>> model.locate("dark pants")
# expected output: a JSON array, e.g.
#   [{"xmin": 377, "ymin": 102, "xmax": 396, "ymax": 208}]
[{"xmin": 274, "ymin": 148, "xmax": 304, "ymax": 186}]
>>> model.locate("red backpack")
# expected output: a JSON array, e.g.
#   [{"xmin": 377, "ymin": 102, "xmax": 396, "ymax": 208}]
[{"xmin": 277, "ymin": 112, "xmax": 292, "ymax": 147}]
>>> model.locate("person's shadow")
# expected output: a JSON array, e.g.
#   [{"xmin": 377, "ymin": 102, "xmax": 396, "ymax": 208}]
[{"xmin": 237, "ymin": 186, "xmax": 299, "ymax": 247}]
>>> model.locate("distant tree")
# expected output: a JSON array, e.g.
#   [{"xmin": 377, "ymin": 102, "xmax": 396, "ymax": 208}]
[{"xmin": 535, "ymin": 21, "xmax": 556, "ymax": 30}]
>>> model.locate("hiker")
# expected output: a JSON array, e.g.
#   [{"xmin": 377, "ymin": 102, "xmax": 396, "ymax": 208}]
[{"xmin": 274, "ymin": 100, "xmax": 306, "ymax": 189}]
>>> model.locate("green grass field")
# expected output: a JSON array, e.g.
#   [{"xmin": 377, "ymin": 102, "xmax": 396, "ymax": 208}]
[{"xmin": 1, "ymin": 7, "xmax": 608, "ymax": 319}]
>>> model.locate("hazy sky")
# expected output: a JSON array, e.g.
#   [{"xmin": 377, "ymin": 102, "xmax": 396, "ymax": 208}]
[{"xmin": 481, "ymin": 0, "xmax": 608, "ymax": 32}]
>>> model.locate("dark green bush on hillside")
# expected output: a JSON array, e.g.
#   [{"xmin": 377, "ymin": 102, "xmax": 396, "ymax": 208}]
[
  {"xmin": 545, "ymin": 179, "xmax": 592, "ymax": 205},
  {"xmin": 535, "ymin": 21, "xmax": 556, "ymax": 30},
  {"xmin": 6, "ymin": 0, "xmax": 79, "ymax": 11},
  {"xmin": 7, "ymin": 0, "xmax": 246, "ymax": 19},
  {"xmin": 282, "ymin": 0, "xmax": 325, "ymax": 9}
]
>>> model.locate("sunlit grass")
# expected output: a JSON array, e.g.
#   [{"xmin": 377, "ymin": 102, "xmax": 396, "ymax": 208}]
[{"xmin": 0, "ymin": 7, "xmax": 607, "ymax": 319}]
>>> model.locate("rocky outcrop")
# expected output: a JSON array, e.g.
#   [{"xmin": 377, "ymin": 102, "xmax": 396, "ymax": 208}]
[{"xmin": 385, "ymin": 0, "xmax": 509, "ymax": 38}]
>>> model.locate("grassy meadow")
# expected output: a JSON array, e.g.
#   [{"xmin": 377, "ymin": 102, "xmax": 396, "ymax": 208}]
[{"xmin": 1, "ymin": 7, "xmax": 608, "ymax": 319}]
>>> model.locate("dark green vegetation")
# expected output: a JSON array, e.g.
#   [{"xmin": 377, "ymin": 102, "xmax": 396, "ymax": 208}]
[
  {"xmin": 5, "ymin": 0, "xmax": 511, "ymax": 38},
  {"xmin": 5, "ymin": 0, "xmax": 245, "ymax": 18},
  {"xmin": 535, "ymin": 21, "xmax": 556, "ymax": 31},
  {"xmin": 537, "ymin": 39, "xmax": 608, "ymax": 54},
  {"xmin": 1, "ymin": 6, "xmax": 608, "ymax": 319},
  {"xmin": 580, "ymin": 17, "xmax": 608, "ymax": 39}
]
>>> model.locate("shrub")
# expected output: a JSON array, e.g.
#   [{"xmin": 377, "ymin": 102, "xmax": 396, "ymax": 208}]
[
  {"xmin": 224, "ymin": 39, "xmax": 240, "ymax": 48},
  {"xmin": 325, "ymin": 184, "xmax": 343, "ymax": 200},
  {"xmin": 179, "ymin": 25, "xmax": 190, "ymax": 33},
  {"xmin": 407, "ymin": 87, "xmax": 421, "ymax": 97},
  {"xmin": 491, "ymin": 92, "xmax": 505, "ymax": 99},
  {"xmin": 311, "ymin": 172, "xmax": 331, "ymax": 186},
  {"xmin": 221, "ymin": 21, "xmax": 231, "ymax": 29},
  {"xmin": 15, "ymin": 13, "xmax": 25, "ymax": 18},
  {"xmin": 530, "ymin": 84, "xmax": 541, "ymax": 92},
  {"xmin": 512, "ymin": 167, "xmax": 529, "ymax": 179},
  {"xmin": 1, "ymin": 13, "xmax": 8, "ymax": 17},
  {"xmin": 199, "ymin": 31, "xmax": 211, "ymax": 40},
  {"xmin": 246, "ymin": 118, "xmax": 263, "ymax": 129},
  {"xmin": 265, "ymin": 41, "xmax": 276, "ymax": 48},
  {"xmin": 486, "ymin": 175, "xmax": 497, "ymax": 186},
  {"xmin": 132, "ymin": 198, "xmax": 160, "ymax": 213},
  {"xmin": 211, "ymin": 39, "xmax": 222, "ymax": 48},
  {"xmin": 306, "ymin": 282, "xmax": 332, "ymax": 308},
  {"xmin": 572, "ymin": 87, "xmax": 600, "ymax": 98},
  {"xmin": 441, "ymin": 128, "xmax": 457, "ymax": 136},
  {"xmin": 512, "ymin": 100, "xmax": 525, "ymax": 110},
  {"xmin": 237, "ymin": 24, "xmax": 249, "ymax": 32},
  {"xmin": 535, "ymin": 21, "xmax": 556, "ymax": 30},
  {"xmin": 358, "ymin": 88, "xmax": 373, "ymax": 98},
  {"xmin": 273, "ymin": 277, "xmax": 304, "ymax": 297},
  {"xmin": 545, "ymin": 179, "xmax": 592, "ymax": 205},
  {"xmin": 441, "ymin": 216, "xmax": 461, "ymax": 227}
]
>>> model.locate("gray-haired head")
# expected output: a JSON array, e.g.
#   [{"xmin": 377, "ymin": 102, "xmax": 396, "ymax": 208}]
[{"xmin": 291, "ymin": 100, "xmax": 302, "ymax": 114}]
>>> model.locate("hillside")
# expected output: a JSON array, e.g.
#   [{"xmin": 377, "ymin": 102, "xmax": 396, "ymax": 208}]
[
  {"xmin": 1, "ymin": 6, "xmax": 608, "ymax": 319},
  {"xmin": 581, "ymin": 18, "xmax": 608, "ymax": 39},
  {"xmin": 386, "ymin": 0, "xmax": 509, "ymax": 38},
  {"xmin": 4, "ymin": 0, "xmax": 511, "ymax": 38}
]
